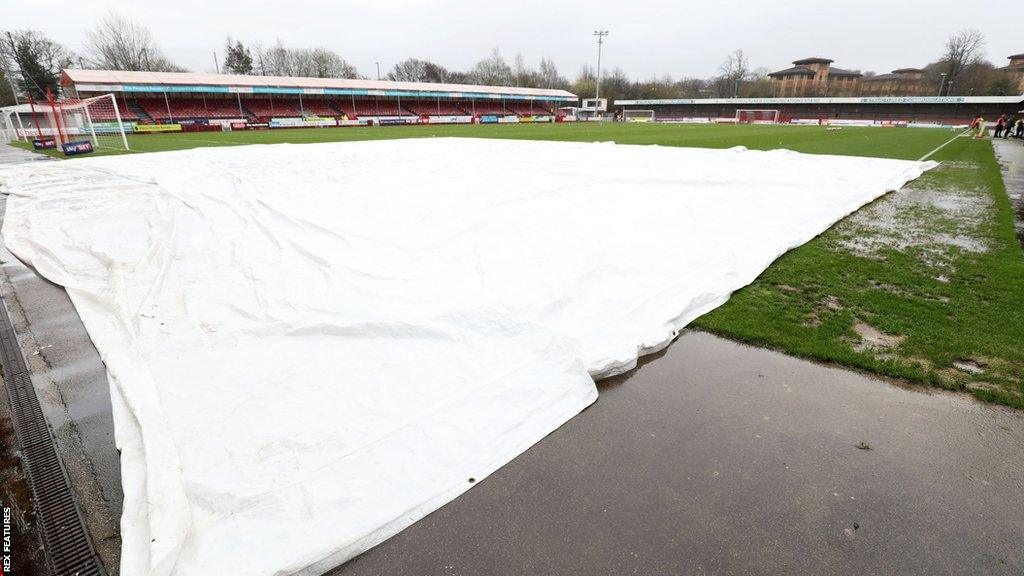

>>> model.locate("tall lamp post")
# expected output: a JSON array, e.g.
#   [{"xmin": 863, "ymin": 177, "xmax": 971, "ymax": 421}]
[
  {"xmin": 937, "ymin": 72, "xmax": 947, "ymax": 96},
  {"xmin": 593, "ymin": 30, "xmax": 608, "ymax": 119}
]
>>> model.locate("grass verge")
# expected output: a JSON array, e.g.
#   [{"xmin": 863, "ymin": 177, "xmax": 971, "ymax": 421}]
[{"xmin": 695, "ymin": 137, "xmax": 1024, "ymax": 408}]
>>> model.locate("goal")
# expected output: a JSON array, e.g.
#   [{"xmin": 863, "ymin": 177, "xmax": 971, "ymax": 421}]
[
  {"xmin": 735, "ymin": 109, "xmax": 780, "ymax": 124},
  {"xmin": 56, "ymin": 94, "xmax": 130, "ymax": 152},
  {"xmin": 623, "ymin": 109, "xmax": 655, "ymax": 123}
]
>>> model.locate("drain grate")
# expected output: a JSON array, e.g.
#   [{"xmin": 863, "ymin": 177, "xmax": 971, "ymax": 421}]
[{"xmin": 0, "ymin": 299, "xmax": 106, "ymax": 576}]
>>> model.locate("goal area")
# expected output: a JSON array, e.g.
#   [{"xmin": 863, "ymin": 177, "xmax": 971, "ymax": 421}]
[
  {"xmin": 56, "ymin": 94, "xmax": 130, "ymax": 152},
  {"xmin": 735, "ymin": 109, "xmax": 780, "ymax": 124},
  {"xmin": 623, "ymin": 109, "xmax": 655, "ymax": 123}
]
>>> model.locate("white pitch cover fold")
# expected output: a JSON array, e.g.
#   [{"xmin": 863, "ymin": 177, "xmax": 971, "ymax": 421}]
[{"xmin": 0, "ymin": 138, "xmax": 935, "ymax": 575}]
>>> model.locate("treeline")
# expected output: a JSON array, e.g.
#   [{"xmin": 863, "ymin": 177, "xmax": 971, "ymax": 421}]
[
  {"xmin": 220, "ymin": 42, "xmax": 774, "ymax": 103},
  {"xmin": 0, "ymin": 15, "xmax": 1018, "ymax": 108}
]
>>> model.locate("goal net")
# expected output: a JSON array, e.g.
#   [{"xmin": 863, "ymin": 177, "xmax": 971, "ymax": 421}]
[
  {"xmin": 623, "ymin": 109, "xmax": 655, "ymax": 123},
  {"xmin": 735, "ymin": 109, "xmax": 780, "ymax": 124},
  {"xmin": 56, "ymin": 94, "xmax": 130, "ymax": 151}
]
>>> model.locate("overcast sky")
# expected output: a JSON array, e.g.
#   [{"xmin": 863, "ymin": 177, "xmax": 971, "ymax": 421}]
[{"xmin": 1, "ymin": 0, "xmax": 1020, "ymax": 81}]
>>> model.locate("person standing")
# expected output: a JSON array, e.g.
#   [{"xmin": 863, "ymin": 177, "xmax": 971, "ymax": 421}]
[
  {"xmin": 994, "ymin": 114, "xmax": 1006, "ymax": 138},
  {"xmin": 971, "ymin": 115, "xmax": 985, "ymax": 138},
  {"xmin": 1016, "ymin": 117, "xmax": 1024, "ymax": 138}
]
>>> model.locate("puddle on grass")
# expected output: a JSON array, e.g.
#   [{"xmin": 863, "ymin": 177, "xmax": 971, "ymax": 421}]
[
  {"xmin": 952, "ymin": 359, "xmax": 986, "ymax": 375},
  {"xmin": 852, "ymin": 322, "xmax": 904, "ymax": 353},
  {"xmin": 831, "ymin": 186, "xmax": 992, "ymax": 268}
]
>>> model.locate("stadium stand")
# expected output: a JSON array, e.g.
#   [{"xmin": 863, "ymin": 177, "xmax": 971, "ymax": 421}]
[
  {"xmin": 403, "ymin": 100, "xmax": 469, "ymax": 116},
  {"xmin": 505, "ymin": 103, "xmax": 552, "ymax": 115},
  {"xmin": 344, "ymin": 100, "xmax": 408, "ymax": 117},
  {"xmin": 288, "ymin": 99, "xmax": 339, "ymax": 117},
  {"xmin": 56, "ymin": 69, "xmax": 578, "ymax": 126},
  {"xmin": 136, "ymin": 97, "xmax": 244, "ymax": 121},
  {"xmin": 469, "ymin": 103, "xmax": 509, "ymax": 115},
  {"xmin": 242, "ymin": 99, "xmax": 301, "ymax": 119}
]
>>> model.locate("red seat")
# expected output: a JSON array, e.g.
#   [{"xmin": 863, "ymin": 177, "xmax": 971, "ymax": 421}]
[
  {"xmin": 241, "ymin": 99, "xmax": 301, "ymax": 119},
  {"xmin": 135, "ymin": 98, "xmax": 243, "ymax": 120},
  {"xmin": 287, "ymin": 100, "xmax": 338, "ymax": 117},
  {"xmin": 345, "ymin": 100, "xmax": 408, "ymax": 117},
  {"xmin": 58, "ymin": 98, "xmax": 141, "ymax": 121},
  {"xmin": 506, "ymin": 103, "xmax": 552, "ymax": 116},
  {"xmin": 403, "ymin": 100, "xmax": 469, "ymax": 115},
  {"xmin": 468, "ymin": 103, "xmax": 509, "ymax": 116}
]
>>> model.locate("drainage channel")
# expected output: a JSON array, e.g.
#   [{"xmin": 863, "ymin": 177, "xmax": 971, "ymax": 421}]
[{"xmin": 0, "ymin": 298, "xmax": 106, "ymax": 576}]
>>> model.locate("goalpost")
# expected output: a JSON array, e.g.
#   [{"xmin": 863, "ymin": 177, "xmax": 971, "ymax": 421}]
[
  {"xmin": 735, "ymin": 109, "xmax": 780, "ymax": 124},
  {"xmin": 56, "ymin": 94, "xmax": 130, "ymax": 151},
  {"xmin": 623, "ymin": 109, "xmax": 656, "ymax": 123}
]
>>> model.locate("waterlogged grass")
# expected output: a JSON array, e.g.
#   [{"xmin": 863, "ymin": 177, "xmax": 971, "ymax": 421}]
[
  {"xmin": 9, "ymin": 123, "xmax": 1022, "ymax": 407},
  {"xmin": 695, "ymin": 137, "xmax": 1024, "ymax": 408}
]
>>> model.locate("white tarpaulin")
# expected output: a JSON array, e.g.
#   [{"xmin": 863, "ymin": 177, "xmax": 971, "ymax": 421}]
[{"xmin": 0, "ymin": 138, "xmax": 934, "ymax": 575}]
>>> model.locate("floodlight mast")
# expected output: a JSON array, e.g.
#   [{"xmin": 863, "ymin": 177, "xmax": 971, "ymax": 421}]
[{"xmin": 593, "ymin": 30, "xmax": 608, "ymax": 119}]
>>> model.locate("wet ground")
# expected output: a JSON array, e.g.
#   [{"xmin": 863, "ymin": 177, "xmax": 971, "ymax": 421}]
[
  {"xmin": 0, "ymin": 145, "xmax": 50, "ymax": 576},
  {"xmin": 0, "ymin": 144, "xmax": 120, "ymax": 574},
  {"xmin": 993, "ymin": 139, "xmax": 1024, "ymax": 251},
  {"xmin": 0, "ymin": 228, "xmax": 122, "ymax": 572},
  {"xmin": 2, "ymin": 141, "xmax": 1024, "ymax": 575},
  {"xmin": 0, "ymin": 398, "xmax": 46, "ymax": 575},
  {"xmin": 334, "ymin": 331, "xmax": 1024, "ymax": 576}
]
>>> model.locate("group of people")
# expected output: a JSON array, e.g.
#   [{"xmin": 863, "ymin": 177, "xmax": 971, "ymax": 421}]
[
  {"xmin": 993, "ymin": 114, "xmax": 1024, "ymax": 139},
  {"xmin": 970, "ymin": 114, "xmax": 1024, "ymax": 139}
]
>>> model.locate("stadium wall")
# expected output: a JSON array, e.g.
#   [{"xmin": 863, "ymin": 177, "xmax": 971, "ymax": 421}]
[{"xmin": 615, "ymin": 96, "xmax": 1024, "ymax": 126}]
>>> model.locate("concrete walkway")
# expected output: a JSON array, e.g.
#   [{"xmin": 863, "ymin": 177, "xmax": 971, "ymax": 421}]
[
  {"xmin": 0, "ymin": 143, "xmax": 51, "ymax": 165},
  {"xmin": 334, "ymin": 331, "xmax": 1024, "ymax": 576},
  {"xmin": 0, "ymin": 145, "xmax": 121, "ymax": 574}
]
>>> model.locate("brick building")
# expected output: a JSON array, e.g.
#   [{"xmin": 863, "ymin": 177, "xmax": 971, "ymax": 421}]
[
  {"xmin": 859, "ymin": 68, "xmax": 926, "ymax": 96},
  {"xmin": 768, "ymin": 58, "xmax": 932, "ymax": 97},
  {"xmin": 767, "ymin": 58, "xmax": 862, "ymax": 97},
  {"xmin": 1004, "ymin": 53, "xmax": 1024, "ymax": 93}
]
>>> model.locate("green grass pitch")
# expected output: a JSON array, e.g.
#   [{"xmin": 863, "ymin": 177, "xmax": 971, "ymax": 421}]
[{"xmin": 15, "ymin": 122, "xmax": 956, "ymax": 160}]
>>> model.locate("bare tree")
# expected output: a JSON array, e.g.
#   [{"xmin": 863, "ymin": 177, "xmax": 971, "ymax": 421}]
[
  {"xmin": 85, "ymin": 13, "xmax": 185, "ymax": 71},
  {"xmin": 255, "ymin": 40, "xmax": 291, "ymax": 76},
  {"xmin": 468, "ymin": 48, "xmax": 512, "ymax": 86},
  {"xmin": 939, "ymin": 29, "xmax": 985, "ymax": 95},
  {"xmin": 388, "ymin": 58, "xmax": 427, "ymax": 82},
  {"xmin": 598, "ymin": 67, "xmax": 632, "ymax": 102},
  {"xmin": 539, "ymin": 56, "xmax": 567, "ymax": 89},
  {"xmin": 291, "ymin": 47, "xmax": 359, "ymax": 78},
  {"xmin": 388, "ymin": 58, "xmax": 451, "ymax": 83},
  {"xmin": 716, "ymin": 49, "xmax": 750, "ymax": 97},
  {"xmin": 512, "ymin": 53, "xmax": 530, "ymax": 86},
  {"xmin": 250, "ymin": 41, "xmax": 357, "ymax": 78},
  {"xmin": 571, "ymin": 64, "xmax": 596, "ymax": 99},
  {"xmin": 674, "ymin": 77, "xmax": 709, "ymax": 98}
]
